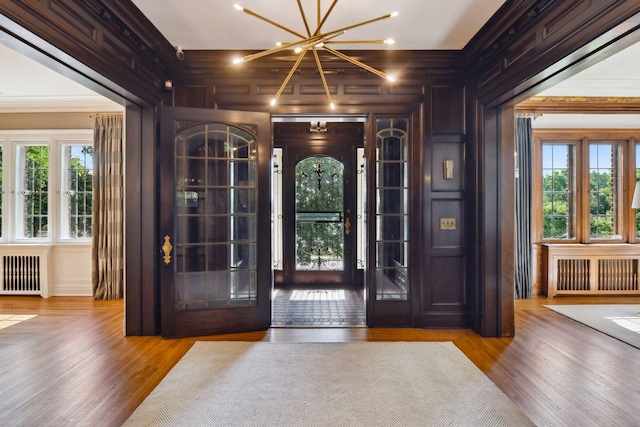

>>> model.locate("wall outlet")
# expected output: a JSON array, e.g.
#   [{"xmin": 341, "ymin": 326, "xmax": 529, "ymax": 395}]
[{"xmin": 440, "ymin": 218, "xmax": 456, "ymax": 230}]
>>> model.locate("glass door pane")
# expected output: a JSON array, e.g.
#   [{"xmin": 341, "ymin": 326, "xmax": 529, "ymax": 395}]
[
  {"xmin": 295, "ymin": 156, "xmax": 344, "ymax": 271},
  {"xmin": 375, "ymin": 118, "xmax": 409, "ymax": 300},
  {"xmin": 175, "ymin": 123, "xmax": 258, "ymax": 310}
]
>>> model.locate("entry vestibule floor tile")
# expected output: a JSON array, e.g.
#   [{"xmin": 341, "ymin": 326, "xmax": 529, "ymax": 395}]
[{"xmin": 272, "ymin": 288, "xmax": 365, "ymax": 327}]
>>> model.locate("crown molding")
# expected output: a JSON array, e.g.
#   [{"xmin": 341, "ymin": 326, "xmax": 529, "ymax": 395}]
[
  {"xmin": 516, "ymin": 96, "xmax": 640, "ymax": 114},
  {"xmin": 0, "ymin": 96, "xmax": 122, "ymax": 113}
]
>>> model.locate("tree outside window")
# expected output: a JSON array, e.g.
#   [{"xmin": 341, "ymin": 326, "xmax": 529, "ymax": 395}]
[
  {"xmin": 535, "ymin": 132, "xmax": 633, "ymax": 244},
  {"xmin": 64, "ymin": 145, "xmax": 93, "ymax": 238}
]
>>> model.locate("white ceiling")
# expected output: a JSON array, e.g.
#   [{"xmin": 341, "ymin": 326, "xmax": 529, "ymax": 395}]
[
  {"xmin": 0, "ymin": 43, "xmax": 121, "ymax": 113},
  {"xmin": 130, "ymin": 0, "xmax": 508, "ymax": 51},
  {"xmin": 532, "ymin": 41, "xmax": 640, "ymax": 129},
  {"xmin": 0, "ymin": 0, "xmax": 639, "ymax": 125}
]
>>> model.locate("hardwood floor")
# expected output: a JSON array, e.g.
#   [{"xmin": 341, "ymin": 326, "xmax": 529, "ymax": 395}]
[{"xmin": 1, "ymin": 295, "xmax": 639, "ymax": 426}]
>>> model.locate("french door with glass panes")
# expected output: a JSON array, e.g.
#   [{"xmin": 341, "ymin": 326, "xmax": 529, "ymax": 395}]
[{"xmin": 159, "ymin": 107, "xmax": 271, "ymax": 338}]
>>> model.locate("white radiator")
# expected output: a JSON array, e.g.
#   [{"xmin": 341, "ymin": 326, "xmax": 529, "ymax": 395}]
[
  {"xmin": 0, "ymin": 246, "xmax": 51, "ymax": 297},
  {"xmin": 2, "ymin": 255, "xmax": 41, "ymax": 293}
]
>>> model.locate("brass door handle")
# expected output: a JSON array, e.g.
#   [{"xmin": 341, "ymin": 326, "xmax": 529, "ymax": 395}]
[
  {"xmin": 162, "ymin": 235, "xmax": 173, "ymax": 265},
  {"xmin": 344, "ymin": 217, "xmax": 351, "ymax": 235}
]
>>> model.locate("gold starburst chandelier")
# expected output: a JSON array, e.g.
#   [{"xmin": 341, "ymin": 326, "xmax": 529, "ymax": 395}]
[{"xmin": 232, "ymin": 1, "xmax": 398, "ymax": 109}]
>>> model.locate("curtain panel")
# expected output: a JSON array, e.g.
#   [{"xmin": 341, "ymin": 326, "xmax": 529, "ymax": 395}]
[
  {"xmin": 92, "ymin": 115, "xmax": 124, "ymax": 300},
  {"xmin": 515, "ymin": 117, "xmax": 533, "ymax": 299}
]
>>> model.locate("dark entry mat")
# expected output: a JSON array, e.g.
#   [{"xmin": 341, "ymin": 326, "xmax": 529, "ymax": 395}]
[{"xmin": 272, "ymin": 288, "xmax": 366, "ymax": 327}]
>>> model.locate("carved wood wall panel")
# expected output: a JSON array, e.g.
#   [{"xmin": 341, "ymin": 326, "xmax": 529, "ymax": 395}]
[
  {"xmin": 175, "ymin": 78, "xmax": 426, "ymax": 114},
  {"xmin": 431, "ymin": 256, "xmax": 465, "ymax": 305},
  {"xmin": 465, "ymin": 0, "xmax": 640, "ymax": 104},
  {"xmin": 0, "ymin": 0, "xmax": 174, "ymax": 104},
  {"xmin": 170, "ymin": 50, "xmax": 459, "ymax": 114},
  {"xmin": 421, "ymin": 84, "xmax": 469, "ymax": 328}
]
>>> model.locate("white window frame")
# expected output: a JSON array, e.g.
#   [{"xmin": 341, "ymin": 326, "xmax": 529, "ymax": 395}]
[{"xmin": 0, "ymin": 130, "xmax": 93, "ymax": 244}]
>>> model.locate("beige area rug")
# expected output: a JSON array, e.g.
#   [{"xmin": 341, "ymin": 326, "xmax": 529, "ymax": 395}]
[
  {"xmin": 124, "ymin": 342, "xmax": 533, "ymax": 427},
  {"xmin": 544, "ymin": 304, "xmax": 640, "ymax": 349}
]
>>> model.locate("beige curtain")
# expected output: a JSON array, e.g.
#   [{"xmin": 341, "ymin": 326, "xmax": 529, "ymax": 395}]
[{"xmin": 92, "ymin": 115, "xmax": 124, "ymax": 300}]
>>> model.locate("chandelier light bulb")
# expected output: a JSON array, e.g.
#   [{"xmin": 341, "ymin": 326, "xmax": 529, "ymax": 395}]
[
  {"xmin": 330, "ymin": 102, "xmax": 336, "ymax": 110},
  {"xmin": 391, "ymin": 11, "xmax": 399, "ymax": 18},
  {"xmin": 386, "ymin": 75, "xmax": 396, "ymax": 83},
  {"xmin": 384, "ymin": 38, "xmax": 395, "ymax": 45},
  {"xmin": 294, "ymin": 47, "xmax": 303, "ymax": 54},
  {"xmin": 232, "ymin": 57, "xmax": 244, "ymax": 64},
  {"xmin": 233, "ymin": 4, "xmax": 244, "ymax": 11},
  {"xmin": 270, "ymin": 98, "xmax": 277, "ymax": 106}
]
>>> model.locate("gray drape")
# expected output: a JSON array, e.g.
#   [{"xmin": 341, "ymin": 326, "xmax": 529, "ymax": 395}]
[
  {"xmin": 92, "ymin": 115, "xmax": 124, "ymax": 300},
  {"xmin": 515, "ymin": 117, "xmax": 533, "ymax": 299}
]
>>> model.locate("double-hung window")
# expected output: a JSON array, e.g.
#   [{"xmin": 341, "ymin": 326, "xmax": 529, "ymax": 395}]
[{"xmin": 0, "ymin": 130, "xmax": 93, "ymax": 243}]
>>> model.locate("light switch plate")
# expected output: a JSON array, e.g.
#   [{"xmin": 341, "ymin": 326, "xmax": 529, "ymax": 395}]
[{"xmin": 440, "ymin": 218, "xmax": 456, "ymax": 230}]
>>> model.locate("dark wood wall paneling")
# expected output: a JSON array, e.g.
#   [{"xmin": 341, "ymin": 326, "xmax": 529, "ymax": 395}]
[
  {"xmin": 170, "ymin": 50, "xmax": 463, "ymax": 114},
  {"xmin": 172, "ymin": 51, "xmax": 474, "ymax": 328},
  {"xmin": 420, "ymin": 84, "xmax": 470, "ymax": 328},
  {"xmin": 4, "ymin": 0, "xmax": 640, "ymax": 336},
  {"xmin": 467, "ymin": 0, "xmax": 640, "ymax": 105},
  {"xmin": 0, "ymin": 0, "xmax": 175, "ymax": 105},
  {"xmin": 459, "ymin": 0, "xmax": 640, "ymax": 336}
]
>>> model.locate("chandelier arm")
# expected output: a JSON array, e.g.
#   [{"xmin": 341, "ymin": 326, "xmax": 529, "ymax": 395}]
[
  {"xmin": 273, "ymin": 49, "xmax": 309, "ymax": 103},
  {"xmin": 323, "ymin": 13, "xmax": 394, "ymax": 36},
  {"xmin": 240, "ymin": 35, "xmax": 324, "ymax": 63},
  {"xmin": 281, "ymin": 30, "xmax": 344, "ymax": 54},
  {"xmin": 297, "ymin": 0, "xmax": 312, "ymax": 36},
  {"xmin": 325, "ymin": 39, "xmax": 388, "ymax": 45},
  {"xmin": 322, "ymin": 46, "xmax": 389, "ymax": 80},
  {"xmin": 311, "ymin": 47, "xmax": 334, "ymax": 107},
  {"xmin": 314, "ymin": 0, "xmax": 339, "ymax": 36},
  {"xmin": 239, "ymin": 6, "xmax": 306, "ymax": 39}
]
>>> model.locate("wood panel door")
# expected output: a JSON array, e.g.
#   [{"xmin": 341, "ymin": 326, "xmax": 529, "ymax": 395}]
[{"xmin": 159, "ymin": 107, "xmax": 271, "ymax": 338}]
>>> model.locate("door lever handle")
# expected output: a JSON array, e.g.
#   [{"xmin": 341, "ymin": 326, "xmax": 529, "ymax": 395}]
[
  {"xmin": 162, "ymin": 235, "xmax": 173, "ymax": 265},
  {"xmin": 344, "ymin": 217, "xmax": 351, "ymax": 235}
]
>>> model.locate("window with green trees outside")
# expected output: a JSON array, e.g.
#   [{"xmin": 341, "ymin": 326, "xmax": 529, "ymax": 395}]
[{"xmin": 535, "ymin": 131, "xmax": 637, "ymax": 244}]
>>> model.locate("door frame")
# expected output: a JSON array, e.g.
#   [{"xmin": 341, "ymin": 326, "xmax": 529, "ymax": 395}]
[{"xmin": 272, "ymin": 117, "xmax": 367, "ymax": 289}]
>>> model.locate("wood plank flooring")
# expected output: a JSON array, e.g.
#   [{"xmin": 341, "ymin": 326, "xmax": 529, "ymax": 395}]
[{"xmin": 1, "ymin": 295, "xmax": 639, "ymax": 426}]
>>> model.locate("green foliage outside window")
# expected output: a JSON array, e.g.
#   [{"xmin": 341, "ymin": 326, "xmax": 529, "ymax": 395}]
[
  {"xmin": 542, "ymin": 170, "xmax": 572, "ymax": 239},
  {"xmin": 542, "ymin": 143, "xmax": 620, "ymax": 240},
  {"xmin": 295, "ymin": 157, "xmax": 344, "ymax": 270},
  {"xmin": 24, "ymin": 146, "xmax": 49, "ymax": 238},
  {"xmin": 21, "ymin": 145, "xmax": 93, "ymax": 239},
  {"xmin": 67, "ymin": 146, "xmax": 93, "ymax": 238},
  {"xmin": 589, "ymin": 170, "xmax": 614, "ymax": 238}
]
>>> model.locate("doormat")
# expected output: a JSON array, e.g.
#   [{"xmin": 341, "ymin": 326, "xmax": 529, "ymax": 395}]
[{"xmin": 272, "ymin": 287, "xmax": 365, "ymax": 327}]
